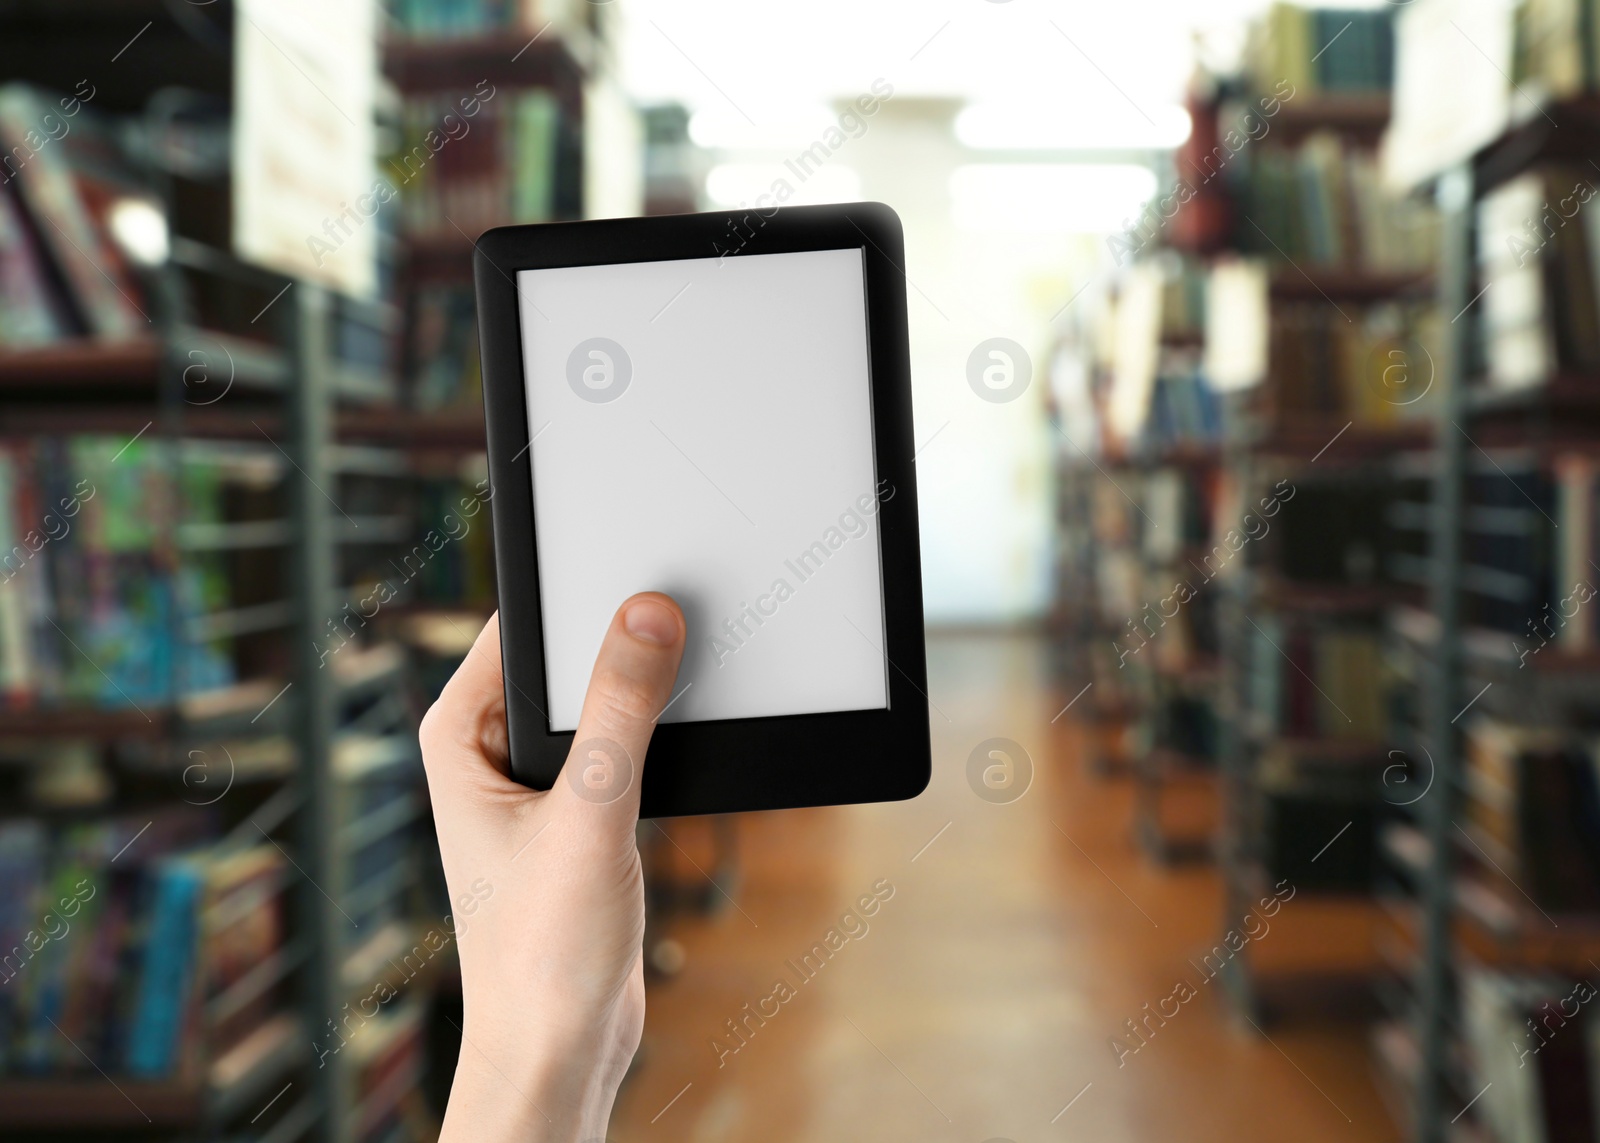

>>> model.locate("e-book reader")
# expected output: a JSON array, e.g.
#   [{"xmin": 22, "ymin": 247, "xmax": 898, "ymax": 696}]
[{"xmin": 473, "ymin": 203, "xmax": 929, "ymax": 817}]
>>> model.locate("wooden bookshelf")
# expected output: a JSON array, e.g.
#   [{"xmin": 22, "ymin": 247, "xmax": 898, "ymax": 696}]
[
  {"xmin": 1256, "ymin": 578, "xmax": 1422, "ymax": 614},
  {"xmin": 0, "ymin": 1077, "xmax": 206, "ymax": 1129},
  {"xmin": 1271, "ymin": 94, "xmax": 1393, "ymax": 146},
  {"xmin": 0, "ymin": 5, "xmax": 588, "ymax": 1138},
  {"xmin": 0, "ymin": 1012, "xmax": 304, "ymax": 1130},
  {"xmin": 1464, "ymin": 372, "xmax": 1600, "ymax": 416},
  {"xmin": 0, "ymin": 338, "xmax": 164, "ymax": 386},
  {"xmin": 0, "ymin": 704, "xmax": 175, "ymax": 740},
  {"xmin": 1248, "ymin": 418, "xmax": 1434, "ymax": 459},
  {"xmin": 336, "ymin": 407, "xmax": 486, "ymax": 453},
  {"xmin": 1267, "ymin": 268, "xmax": 1433, "ymax": 303},
  {"xmin": 1474, "ymin": 94, "xmax": 1600, "ymax": 195}
]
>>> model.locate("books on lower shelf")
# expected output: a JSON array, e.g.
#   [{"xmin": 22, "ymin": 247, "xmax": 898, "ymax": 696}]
[
  {"xmin": 0, "ymin": 436, "xmax": 243, "ymax": 709},
  {"xmin": 335, "ymin": 734, "xmax": 422, "ymax": 943},
  {"xmin": 345, "ymin": 995, "xmax": 426, "ymax": 1143},
  {"xmin": 0, "ymin": 813, "xmax": 290, "ymax": 1083},
  {"xmin": 338, "ymin": 472, "xmax": 496, "ymax": 620},
  {"xmin": 1248, "ymin": 616, "xmax": 1387, "ymax": 739},
  {"xmin": 1235, "ymin": 133, "xmax": 1438, "ymax": 273},
  {"xmin": 1478, "ymin": 167, "xmax": 1600, "ymax": 392},
  {"xmin": 408, "ymin": 283, "xmax": 482, "ymax": 412},
  {"xmin": 1273, "ymin": 475, "xmax": 1397, "ymax": 587},
  {"xmin": 1465, "ymin": 719, "xmax": 1600, "ymax": 916},
  {"xmin": 1463, "ymin": 460, "xmax": 1559, "ymax": 637},
  {"xmin": 1262, "ymin": 299, "xmax": 1440, "ymax": 425}
]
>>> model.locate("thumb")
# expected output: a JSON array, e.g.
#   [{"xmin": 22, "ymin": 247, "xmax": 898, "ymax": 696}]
[{"xmin": 552, "ymin": 592, "xmax": 686, "ymax": 817}]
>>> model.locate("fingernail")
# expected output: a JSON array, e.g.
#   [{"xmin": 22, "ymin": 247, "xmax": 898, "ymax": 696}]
[{"xmin": 624, "ymin": 598, "xmax": 678, "ymax": 645}]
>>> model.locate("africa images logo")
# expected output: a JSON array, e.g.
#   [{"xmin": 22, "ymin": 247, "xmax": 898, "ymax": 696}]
[
  {"xmin": 567, "ymin": 337, "xmax": 632, "ymax": 403},
  {"xmin": 967, "ymin": 338, "xmax": 1031, "ymax": 403}
]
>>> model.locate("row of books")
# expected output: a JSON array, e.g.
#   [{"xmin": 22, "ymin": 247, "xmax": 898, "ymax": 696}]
[
  {"xmin": 390, "ymin": 89, "xmax": 573, "ymax": 241},
  {"xmin": 1478, "ymin": 166, "xmax": 1600, "ymax": 392},
  {"xmin": 1235, "ymin": 134, "xmax": 1439, "ymax": 272},
  {"xmin": 332, "ymin": 735, "xmax": 425, "ymax": 949},
  {"xmin": 0, "ymin": 812, "xmax": 285, "ymax": 1078},
  {"xmin": 1102, "ymin": 254, "xmax": 1218, "ymax": 449},
  {"xmin": 0, "ymin": 436, "xmax": 237, "ymax": 708},
  {"xmin": 1251, "ymin": 4, "xmax": 1395, "ymax": 96},
  {"xmin": 1143, "ymin": 373, "xmax": 1223, "ymax": 449},
  {"xmin": 1513, "ymin": 0, "xmax": 1600, "ymax": 99},
  {"xmin": 1248, "ymin": 617, "xmax": 1386, "ymax": 740},
  {"xmin": 1260, "ymin": 747, "xmax": 1383, "ymax": 890},
  {"xmin": 390, "ymin": 0, "xmax": 582, "ymax": 37},
  {"xmin": 1156, "ymin": 256, "xmax": 1207, "ymax": 343},
  {"xmin": 1150, "ymin": 691, "xmax": 1220, "ymax": 761},
  {"xmin": 1463, "ymin": 966, "xmax": 1600, "ymax": 1143},
  {"xmin": 1263, "ymin": 301, "xmax": 1440, "ymax": 425},
  {"xmin": 1384, "ymin": 455, "xmax": 1600, "ymax": 645},
  {"xmin": 408, "ymin": 283, "xmax": 483, "ymax": 412},
  {"xmin": 1141, "ymin": 467, "xmax": 1221, "ymax": 558},
  {"xmin": 341, "ymin": 475, "xmax": 497, "ymax": 614},
  {"xmin": 0, "ymin": 732, "xmax": 425, "ymax": 1081},
  {"xmin": 1463, "ymin": 464, "xmax": 1560, "ymax": 638},
  {"xmin": 0, "ymin": 84, "xmax": 151, "ymax": 344},
  {"xmin": 1465, "ymin": 719, "xmax": 1600, "ymax": 915}
]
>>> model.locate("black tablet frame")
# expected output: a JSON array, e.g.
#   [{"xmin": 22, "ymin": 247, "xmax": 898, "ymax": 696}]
[{"xmin": 472, "ymin": 201, "xmax": 930, "ymax": 818}]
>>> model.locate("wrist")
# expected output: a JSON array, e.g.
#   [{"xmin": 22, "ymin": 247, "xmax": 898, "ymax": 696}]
[{"xmin": 440, "ymin": 1031, "xmax": 615, "ymax": 1143}]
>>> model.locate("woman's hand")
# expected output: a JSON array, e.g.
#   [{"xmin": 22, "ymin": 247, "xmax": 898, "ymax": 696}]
[{"xmin": 420, "ymin": 593, "xmax": 686, "ymax": 1142}]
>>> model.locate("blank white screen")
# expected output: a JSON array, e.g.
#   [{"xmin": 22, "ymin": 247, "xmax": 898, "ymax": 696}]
[{"xmin": 517, "ymin": 248, "xmax": 889, "ymax": 731}]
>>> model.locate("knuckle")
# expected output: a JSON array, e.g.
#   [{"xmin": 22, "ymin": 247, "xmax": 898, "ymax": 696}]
[
  {"xmin": 589, "ymin": 667, "xmax": 657, "ymax": 736},
  {"xmin": 418, "ymin": 700, "xmax": 458, "ymax": 764}
]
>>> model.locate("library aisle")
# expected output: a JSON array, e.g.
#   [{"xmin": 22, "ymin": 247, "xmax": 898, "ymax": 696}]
[
  {"xmin": 610, "ymin": 632, "xmax": 1396, "ymax": 1143},
  {"xmin": 10, "ymin": 2, "xmax": 1600, "ymax": 1141}
]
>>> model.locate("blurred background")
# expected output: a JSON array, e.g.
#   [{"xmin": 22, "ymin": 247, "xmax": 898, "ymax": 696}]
[{"xmin": 0, "ymin": 0, "xmax": 1594, "ymax": 1141}]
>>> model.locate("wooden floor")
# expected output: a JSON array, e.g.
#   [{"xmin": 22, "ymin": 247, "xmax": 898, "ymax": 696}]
[{"xmin": 610, "ymin": 632, "xmax": 1403, "ymax": 1143}]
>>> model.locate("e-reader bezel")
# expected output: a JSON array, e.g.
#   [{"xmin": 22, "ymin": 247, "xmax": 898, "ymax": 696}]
[{"xmin": 473, "ymin": 202, "xmax": 930, "ymax": 818}]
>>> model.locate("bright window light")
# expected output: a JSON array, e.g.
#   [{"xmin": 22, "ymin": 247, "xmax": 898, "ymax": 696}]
[
  {"xmin": 954, "ymin": 101, "xmax": 1192, "ymax": 151},
  {"xmin": 689, "ymin": 104, "xmax": 839, "ymax": 150},
  {"xmin": 949, "ymin": 164, "xmax": 1157, "ymax": 233},
  {"xmin": 705, "ymin": 163, "xmax": 862, "ymax": 208}
]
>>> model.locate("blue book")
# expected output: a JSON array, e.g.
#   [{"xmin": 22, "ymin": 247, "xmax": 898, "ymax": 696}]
[{"xmin": 124, "ymin": 856, "xmax": 203, "ymax": 1077}]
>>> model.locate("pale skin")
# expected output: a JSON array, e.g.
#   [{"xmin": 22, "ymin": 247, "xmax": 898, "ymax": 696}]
[{"xmin": 420, "ymin": 593, "xmax": 687, "ymax": 1143}]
